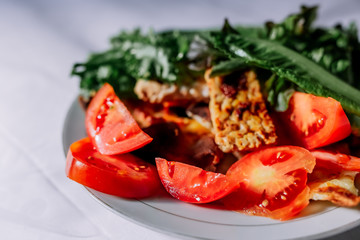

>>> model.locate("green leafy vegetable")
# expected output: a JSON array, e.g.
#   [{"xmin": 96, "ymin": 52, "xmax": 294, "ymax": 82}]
[
  {"xmin": 71, "ymin": 24, "xmax": 265, "ymax": 100},
  {"xmin": 264, "ymin": 74, "xmax": 295, "ymax": 111},
  {"xmin": 72, "ymin": 5, "xmax": 360, "ymax": 121},
  {"xmin": 210, "ymin": 6, "xmax": 360, "ymax": 115},
  {"xmin": 208, "ymin": 31, "xmax": 360, "ymax": 115},
  {"xmin": 265, "ymin": 6, "xmax": 360, "ymax": 88},
  {"xmin": 72, "ymin": 29, "xmax": 211, "ymax": 98},
  {"xmin": 265, "ymin": 5, "xmax": 317, "ymax": 40},
  {"xmin": 348, "ymin": 113, "xmax": 360, "ymax": 136}
]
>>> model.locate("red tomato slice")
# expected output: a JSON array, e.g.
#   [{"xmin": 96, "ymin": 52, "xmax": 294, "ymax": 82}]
[
  {"xmin": 223, "ymin": 146, "xmax": 316, "ymax": 220},
  {"xmin": 86, "ymin": 83, "xmax": 152, "ymax": 155},
  {"xmin": 155, "ymin": 158, "xmax": 236, "ymax": 203},
  {"xmin": 311, "ymin": 149, "xmax": 360, "ymax": 171},
  {"xmin": 66, "ymin": 138, "xmax": 161, "ymax": 198},
  {"xmin": 280, "ymin": 92, "xmax": 351, "ymax": 149}
]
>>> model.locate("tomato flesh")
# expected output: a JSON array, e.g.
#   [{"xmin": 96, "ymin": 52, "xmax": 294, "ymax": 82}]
[
  {"xmin": 86, "ymin": 83, "xmax": 152, "ymax": 155},
  {"xmin": 281, "ymin": 92, "xmax": 351, "ymax": 149},
  {"xmin": 155, "ymin": 158, "xmax": 236, "ymax": 203},
  {"xmin": 223, "ymin": 146, "xmax": 316, "ymax": 220},
  {"xmin": 66, "ymin": 138, "xmax": 161, "ymax": 198}
]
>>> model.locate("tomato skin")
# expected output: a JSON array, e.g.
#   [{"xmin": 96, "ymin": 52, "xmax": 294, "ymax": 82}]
[
  {"xmin": 66, "ymin": 138, "xmax": 161, "ymax": 198},
  {"xmin": 311, "ymin": 149, "xmax": 360, "ymax": 171},
  {"xmin": 86, "ymin": 83, "xmax": 152, "ymax": 155},
  {"xmin": 223, "ymin": 146, "xmax": 316, "ymax": 220},
  {"xmin": 155, "ymin": 158, "xmax": 236, "ymax": 203},
  {"xmin": 281, "ymin": 92, "xmax": 351, "ymax": 149}
]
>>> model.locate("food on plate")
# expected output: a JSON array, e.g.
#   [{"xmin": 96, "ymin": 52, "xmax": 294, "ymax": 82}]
[
  {"xmin": 134, "ymin": 79, "xmax": 209, "ymax": 104},
  {"xmin": 308, "ymin": 145, "xmax": 360, "ymax": 206},
  {"xmin": 310, "ymin": 148, "xmax": 360, "ymax": 171},
  {"xmin": 223, "ymin": 146, "xmax": 316, "ymax": 220},
  {"xmin": 279, "ymin": 92, "xmax": 351, "ymax": 149},
  {"xmin": 66, "ymin": 137, "xmax": 161, "ymax": 198},
  {"xmin": 156, "ymin": 158, "xmax": 237, "ymax": 203},
  {"xmin": 205, "ymin": 69, "xmax": 277, "ymax": 152},
  {"xmin": 66, "ymin": 6, "xmax": 360, "ymax": 220},
  {"xmin": 85, "ymin": 83, "xmax": 152, "ymax": 155},
  {"xmin": 309, "ymin": 168, "xmax": 360, "ymax": 207}
]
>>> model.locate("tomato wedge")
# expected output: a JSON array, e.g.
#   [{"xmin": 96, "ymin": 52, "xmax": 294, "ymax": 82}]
[
  {"xmin": 86, "ymin": 83, "xmax": 152, "ymax": 155},
  {"xmin": 155, "ymin": 158, "xmax": 236, "ymax": 203},
  {"xmin": 66, "ymin": 138, "xmax": 161, "ymax": 198},
  {"xmin": 311, "ymin": 149, "xmax": 360, "ymax": 171},
  {"xmin": 223, "ymin": 146, "xmax": 316, "ymax": 220},
  {"xmin": 280, "ymin": 92, "xmax": 351, "ymax": 149}
]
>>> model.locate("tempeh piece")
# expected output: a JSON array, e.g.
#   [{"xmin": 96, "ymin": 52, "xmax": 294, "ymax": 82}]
[
  {"xmin": 205, "ymin": 69, "xmax": 277, "ymax": 152},
  {"xmin": 309, "ymin": 169, "xmax": 360, "ymax": 207},
  {"xmin": 134, "ymin": 79, "xmax": 209, "ymax": 104}
]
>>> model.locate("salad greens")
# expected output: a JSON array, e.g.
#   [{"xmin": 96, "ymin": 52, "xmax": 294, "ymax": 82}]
[
  {"xmin": 72, "ymin": 29, "xmax": 207, "ymax": 99},
  {"xmin": 208, "ymin": 32, "xmax": 360, "ymax": 115},
  {"xmin": 209, "ymin": 5, "xmax": 360, "ymax": 114},
  {"xmin": 264, "ymin": 6, "xmax": 360, "ymax": 88},
  {"xmin": 71, "ymin": 5, "xmax": 360, "ymax": 116}
]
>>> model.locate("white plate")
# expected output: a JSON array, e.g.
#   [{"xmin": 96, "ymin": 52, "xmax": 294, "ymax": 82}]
[{"xmin": 62, "ymin": 98, "xmax": 360, "ymax": 240}]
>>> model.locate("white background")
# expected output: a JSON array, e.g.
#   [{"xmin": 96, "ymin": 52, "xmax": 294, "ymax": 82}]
[{"xmin": 0, "ymin": 0, "xmax": 359, "ymax": 239}]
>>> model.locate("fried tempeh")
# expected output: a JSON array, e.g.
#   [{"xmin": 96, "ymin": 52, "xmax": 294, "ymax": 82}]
[
  {"xmin": 309, "ymin": 168, "xmax": 360, "ymax": 207},
  {"xmin": 134, "ymin": 79, "xmax": 209, "ymax": 104},
  {"xmin": 205, "ymin": 69, "xmax": 277, "ymax": 152}
]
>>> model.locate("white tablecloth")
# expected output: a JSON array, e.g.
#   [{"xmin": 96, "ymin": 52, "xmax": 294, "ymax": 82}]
[{"xmin": 1, "ymin": 0, "xmax": 359, "ymax": 239}]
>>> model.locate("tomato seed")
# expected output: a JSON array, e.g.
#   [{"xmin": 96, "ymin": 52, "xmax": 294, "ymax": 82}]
[
  {"xmin": 168, "ymin": 162, "xmax": 176, "ymax": 178},
  {"xmin": 261, "ymin": 199, "xmax": 269, "ymax": 207},
  {"xmin": 276, "ymin": 152, "xmax": 283, "ymax": 159},
  {"xmin": 117, "ymin": 170, "xmax": 127, "ymax": 175}
]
